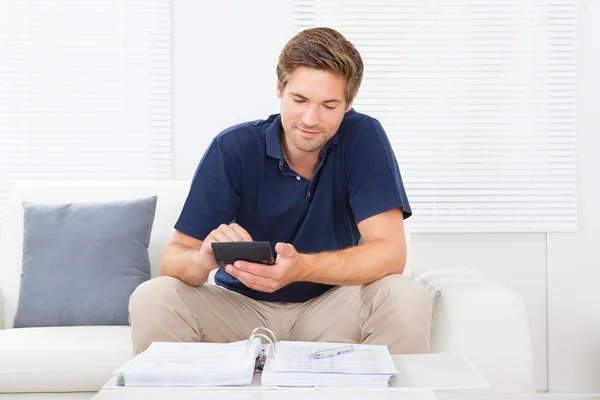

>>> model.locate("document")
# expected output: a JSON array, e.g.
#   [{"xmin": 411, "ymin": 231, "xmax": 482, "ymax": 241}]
[
  {"xmin": 274, "ymin": 341, "xmax": 397, "ymax": 374},
  {"xmin": 114, "ymin": 339, "xmax": 261, "ymax": 387},
  {"xmin": 261, "ymin": 341, "xmax": 488, "ymax": 390},
  {"xmin": 262, "ymin": 341, "xmax": 398, "ymax": 388}
]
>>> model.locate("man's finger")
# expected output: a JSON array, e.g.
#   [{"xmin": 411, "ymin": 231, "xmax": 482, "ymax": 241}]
[
  {"xmin": 233, "ymin": 260, "xmax": 277, "ymax": 279},
  {"xmin": 237, "ymin": 278, "xmax": 274, "ymax": 293},
  {"xmin": 225, "ymin": 264, "xmax": 278, "ymax": 292},
  {"xmin": 205, "ymin": 231, "xmax": 236, "ymax": 249},
  {"xmin": 217, "ymin": 224, "xmax": 244, "ymax": 242},
  {"xmin": 230, "ymin": 223, "xmax": 253, "ymax": 242}
]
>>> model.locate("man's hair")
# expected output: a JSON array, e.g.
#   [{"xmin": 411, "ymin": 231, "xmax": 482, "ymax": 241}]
[{"xmin": 276, "ymin": 27, "xmax": 364, "ymax": 106}]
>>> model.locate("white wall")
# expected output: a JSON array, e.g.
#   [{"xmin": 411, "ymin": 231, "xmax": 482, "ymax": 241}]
[
  {"xmin": 171, "ymin": 0, "xmax": 291, "ymax": 178},
  {"xmin": 172, "ymin": 0, "xmax": 600, "ymax": 394}
]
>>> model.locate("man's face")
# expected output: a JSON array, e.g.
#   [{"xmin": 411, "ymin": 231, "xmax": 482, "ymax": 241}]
[{"xmin": 278, "ymin": 67, "xmax": 351, "ymax": 155}]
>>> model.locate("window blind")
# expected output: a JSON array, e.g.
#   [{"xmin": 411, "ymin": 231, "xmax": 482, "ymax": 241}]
[
  {"xmin": 0, "ymin": 0, "xmax": 171, "ymax": 232},
  {"xmin": 292, "ymin": 0, "xmax": 577, "ymax": 233}
]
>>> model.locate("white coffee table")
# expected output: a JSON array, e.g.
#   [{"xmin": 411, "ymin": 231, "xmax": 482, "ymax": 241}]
[
  {"xmin": 92, "ymin": 386, "xmax": 437, "ymax": 400},
  {"xmin": 93, "ymin": 370, "xmax": 438, "ymax": 400}
]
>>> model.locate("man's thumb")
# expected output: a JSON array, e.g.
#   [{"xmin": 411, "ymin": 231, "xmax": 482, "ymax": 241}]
[{"xmin": 275, "ymin": 242, "xmax": 295, "ymax": 258}]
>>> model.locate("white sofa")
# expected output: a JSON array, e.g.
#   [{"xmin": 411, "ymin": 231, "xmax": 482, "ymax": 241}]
[{"xmin": 0, "ymin": 180, "xmax": 536, "ymax": 399}]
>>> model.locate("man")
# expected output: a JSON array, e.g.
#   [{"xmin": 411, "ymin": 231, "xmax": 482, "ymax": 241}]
[{"xmin": 129, "ymin": 27, "xmax": 432, "ymax": 355}]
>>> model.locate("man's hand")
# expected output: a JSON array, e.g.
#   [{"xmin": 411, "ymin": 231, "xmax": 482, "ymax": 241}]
[
  {"xmin": 194, "ymin": 223, "xmax": 253, "ymax": 273},
  {"xmin": 224, "ymin": 242, "xmax": 302, "ymax": 293}
]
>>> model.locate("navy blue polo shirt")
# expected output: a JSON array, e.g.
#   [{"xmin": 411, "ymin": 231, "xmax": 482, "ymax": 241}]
[{"xmin": 174, "ymin": 108, "xmax": 411, "ymax": 302}]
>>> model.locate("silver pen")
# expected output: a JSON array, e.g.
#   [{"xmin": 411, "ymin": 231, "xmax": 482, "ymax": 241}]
[{"xmin": 309, "ymin": 345, "xmax": 354, "ymax": 360}]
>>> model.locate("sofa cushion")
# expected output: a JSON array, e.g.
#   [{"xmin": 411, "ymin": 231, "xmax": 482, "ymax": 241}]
[
  {"xmin": 0, "ymin": 181, "xmax": 192, "ymax": 330},
  {"xmin": 0, "ymin": 326, "xmax": 133, "ymax": 392},
  {"xmin": 13, "ymin": 196, "xmax": 157, "ymax": 328}
]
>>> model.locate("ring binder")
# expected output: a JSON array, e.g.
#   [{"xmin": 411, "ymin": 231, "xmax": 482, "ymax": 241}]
[
  {"xmin": 111, "ymin": 332, "xmax": 403, "ymax": 388},
  {"xmin": 247, "ymin": 327, "xmax": 277, "ymax": 371},
  {"xmin": 249, "ymin": 327, "xmax": 277, "ymax": 352}
]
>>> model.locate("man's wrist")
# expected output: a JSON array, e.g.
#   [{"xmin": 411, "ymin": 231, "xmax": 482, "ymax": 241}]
[{"xmin": 295, "ymin": 252, "xmax": 314, "ymax": 282}]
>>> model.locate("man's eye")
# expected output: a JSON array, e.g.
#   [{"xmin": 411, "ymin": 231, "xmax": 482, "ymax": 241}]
[
  {"xmin": 324, "ymin": 105, "xmax": 335, "ymax": 110},
  {"xmin": 293, "ymin": 99, "xmax": 305, "ymax": 103}
]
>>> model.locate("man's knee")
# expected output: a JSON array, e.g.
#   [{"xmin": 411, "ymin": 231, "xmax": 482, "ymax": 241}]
[
  {"xmin": 128, "ymin": 276, "xmax": 201, "ymax": 354},
  {"xmin": 129, "ymin": 276, "xmax": 187, "ymax": 318},
  {"xmin": 365, "ymin": 274, "xmax": 432, "ymax": 318},
  {"xmin": 365, "ymin": 275, "xmax": 432, "ymax": 353}
]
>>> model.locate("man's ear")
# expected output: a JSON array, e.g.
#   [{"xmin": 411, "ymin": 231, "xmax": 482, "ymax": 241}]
[
  {"xmin": 276, "ymin": 81, "xmax": 283, "ymax": 99},
  {"xmin": 345, "ymin": 101, "xmax": 353, "ymax": 112}
]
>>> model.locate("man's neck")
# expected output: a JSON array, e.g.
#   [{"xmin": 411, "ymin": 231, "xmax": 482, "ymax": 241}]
[{"xmin": 281, "ymin": 135, "xmax": 320, "ymax": 180}]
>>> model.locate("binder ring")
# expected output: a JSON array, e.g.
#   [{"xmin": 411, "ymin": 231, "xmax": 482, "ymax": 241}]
[
  {"xmin": 247, "ymin": 327, "xmax": 277, "ymax": 364},
  {"xmin": 251, "ymin": 327, "xmax": 277, "ymax": 346},
  {"xmin": 247, "ymin": 333, "xmax": 276, "ymax": 354}
]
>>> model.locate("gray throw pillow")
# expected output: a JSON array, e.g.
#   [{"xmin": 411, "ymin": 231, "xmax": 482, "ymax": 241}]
[{"xmin": 13, "ymin": 196, "xmax": 157, "ymax": 328}]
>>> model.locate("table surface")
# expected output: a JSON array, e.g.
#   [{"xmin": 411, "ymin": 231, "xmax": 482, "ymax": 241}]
[
  {"xmin": 93, "ymin": 369, "xmax": 438, "ymax": 400},
  {"xmin": 92, "ymin": 387, "xmax": 437, "ymax": 400}
]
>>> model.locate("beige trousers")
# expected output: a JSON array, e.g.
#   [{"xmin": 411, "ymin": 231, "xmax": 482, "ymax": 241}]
[{"xmin": 129, "ymin": 274, "xmax": 432, "ymax": 355}]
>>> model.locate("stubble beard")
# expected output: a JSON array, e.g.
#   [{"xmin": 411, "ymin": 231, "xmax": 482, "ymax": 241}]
[{"xmin": 289, "ymin": 126, "xmax": 328, "ymax": 153}]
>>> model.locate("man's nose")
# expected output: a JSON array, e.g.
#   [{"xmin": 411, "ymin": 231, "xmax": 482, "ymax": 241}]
[{"xmin": 301, "ymin": 105, "xmax": 320, "ymax": 128}]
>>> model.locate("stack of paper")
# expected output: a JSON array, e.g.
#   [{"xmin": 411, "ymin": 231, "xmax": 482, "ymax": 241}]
[
  {"xmin": 261, "ymin": 341, "xmax": 398, "ymax": 388},
  {"xmin": 114, "ymin": 339, "xmax": 261, "ymax": 387}
]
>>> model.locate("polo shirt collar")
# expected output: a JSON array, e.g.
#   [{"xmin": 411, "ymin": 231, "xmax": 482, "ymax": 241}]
[
  {"xmin": 266, "ymin": 115, "xmax": 284, "ymax": 160},
  {"xmin": 265, "ymin": 114, "xmax": 340, "ymax": 160}
]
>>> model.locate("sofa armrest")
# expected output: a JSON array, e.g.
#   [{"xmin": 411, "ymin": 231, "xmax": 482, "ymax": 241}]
[
  {"xmin": 415, "ymin": 268, "xmax": 535, "ymax": 398},
  {"xmin": 0, "ymin": 286, "xmax": 4, "ymax": 330}
]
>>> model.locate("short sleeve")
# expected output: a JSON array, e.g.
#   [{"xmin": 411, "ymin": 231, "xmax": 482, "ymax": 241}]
[
  {"xmin": 174, "ymin": 137, "xmax": 240, "ymax": 240},
  {"xmin": 346, "ymin": 118, "xmax": 412, "ymax": 224}
]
